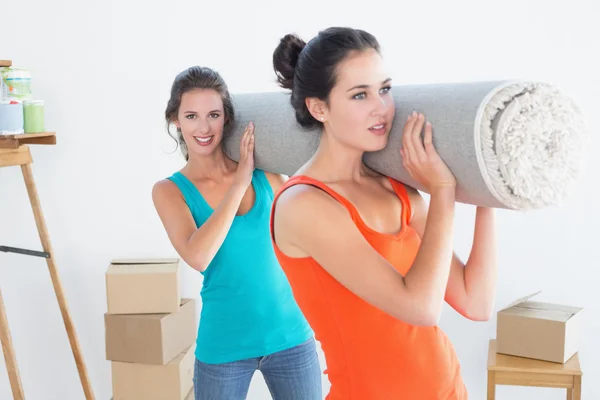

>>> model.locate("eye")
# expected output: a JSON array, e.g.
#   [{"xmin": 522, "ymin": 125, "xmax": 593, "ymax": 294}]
[
  {"xmin": 380, "ymin": 86, "xmax": 392, "ymax": 94},
  {"xmin": 209, "ymin": 113, "xmax": 221, "ymax": 118},
  {"xmin": 185, "ymin": 114, "xmax": 196, "ymax": 120},
  {"xmin": 352, "ymin": 92, "xmax": 366, "ymax": 100}
]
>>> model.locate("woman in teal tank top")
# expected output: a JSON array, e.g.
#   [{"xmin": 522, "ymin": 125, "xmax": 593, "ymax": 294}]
[{"xmin": 152, "ymin": 66, "xmax": 321, "ymax": 400}]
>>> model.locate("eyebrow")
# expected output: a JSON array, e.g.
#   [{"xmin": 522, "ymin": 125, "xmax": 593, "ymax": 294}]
[
  {"xmin": 347, "ymin": 78, "xmax": 392, "ymax": 92},
  {"xmin": 183, "ymin": 109, "xmax": 222, "ymax": 114}
]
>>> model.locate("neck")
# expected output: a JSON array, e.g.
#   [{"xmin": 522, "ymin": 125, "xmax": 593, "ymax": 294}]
[
  {"xmin": 309, "ymin": 129, "xmax": 369, "ymax": 182},
  {"xmin": 183, "ymin": 146, "xmax": 234, "ymax": 182}
]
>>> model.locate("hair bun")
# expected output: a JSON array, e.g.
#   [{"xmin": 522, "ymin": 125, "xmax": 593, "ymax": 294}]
[{"xmin": 273, "ymin": 33, "xmax": 306, "ymax": 90}]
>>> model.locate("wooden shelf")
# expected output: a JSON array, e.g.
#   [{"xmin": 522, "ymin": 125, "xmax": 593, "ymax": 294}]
[
  {"xmin": 0, "ymin": 60, "xmax": 11, "ymax": 67},
  {"xmin": 0, "ymin": 132, "xmax": 56, "ymax": 149}
]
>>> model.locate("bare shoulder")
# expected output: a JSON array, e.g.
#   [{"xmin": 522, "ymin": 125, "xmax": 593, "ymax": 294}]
[
  {"xmin": 151, "ymin": 179, "xmax": 190, "ymax": 220},
  {"xmin": 263, "ymin": 171, "xmax": 288, "ymax": 193},
  {"xmin": 273, "ymin": 182, "xmax": 353, "ymax": 253},
  {"xmin": 274, "ymin": 182, "xmax": 343, "ymax": 224},
  {"xmin": 152, "ymin": 178, "xmax": 182, "ymax": 204}
]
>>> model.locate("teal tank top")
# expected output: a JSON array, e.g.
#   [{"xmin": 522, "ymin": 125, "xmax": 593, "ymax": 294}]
[{"xmin": 168, "ymin": 169, "xmax": 312, "ymax": 364}]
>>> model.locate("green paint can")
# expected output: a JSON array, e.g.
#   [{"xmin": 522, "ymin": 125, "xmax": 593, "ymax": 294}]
[{"xmin": 23, "ymin": 100, "xmax": 45, "ymax": 133}]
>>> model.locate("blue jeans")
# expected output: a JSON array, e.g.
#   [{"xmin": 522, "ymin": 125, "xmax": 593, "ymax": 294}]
[{"xmin": 193, "ymin": 337, "xmax": 322, "ymax": 400}]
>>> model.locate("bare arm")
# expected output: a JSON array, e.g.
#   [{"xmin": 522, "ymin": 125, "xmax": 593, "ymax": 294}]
[
  {"xmin": 152, "ymin": 123, "xmax": 256, "ymax": 272},
  {"xmin": 409, "ymin": 191, "xmax": 498, "ymax": 321},
  {"xmin": 460, "ymin": 207, "xmax": 497, "ymax": 319},
  {"xmin": 274, "ymin": 183, "xmax": 455, "ymax": 326},
  {"xmin": 152, "ymin": 180, "xmax": 247, "ymax": 272}
]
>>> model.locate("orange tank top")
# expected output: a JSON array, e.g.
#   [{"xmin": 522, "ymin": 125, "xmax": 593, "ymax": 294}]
[{"xmin": 270, "ymin": 175, "xmax": 468, "ymax": 400}]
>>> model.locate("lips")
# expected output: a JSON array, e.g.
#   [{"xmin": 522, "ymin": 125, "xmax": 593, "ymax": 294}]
[
  {"xmin": 194, "ymin": 136, "xmax": 214, "ymax": 146},
  {"xmin": 368, "ymin": 123, "xmax": 387, "ymax": 136}
]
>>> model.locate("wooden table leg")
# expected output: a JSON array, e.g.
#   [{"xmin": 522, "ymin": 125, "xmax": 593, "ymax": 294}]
[
  {"xmin": 20, "ymin": 164, "xmax": 95, "ymax": 400},
  {"xmin": 572, "ymin": 375, "xmax": 582, "ymax": 400},
  {"xmin": 0, "ymin": 287, "xmax": 25, "ymax": 400},
  {"xmin": 487, "ymin": 371, "xmax": 496, "ymax": 400}
]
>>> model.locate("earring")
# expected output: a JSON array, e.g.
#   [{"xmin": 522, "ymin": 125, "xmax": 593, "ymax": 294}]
[{"xmin": 321, "ymin": 117, "xmax": 324, "ymax": 121}]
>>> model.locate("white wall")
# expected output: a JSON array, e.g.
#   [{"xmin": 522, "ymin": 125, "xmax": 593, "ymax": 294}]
[{"xmin": 1, "ymin": 0, "xmax": 598, "ymax": 399}]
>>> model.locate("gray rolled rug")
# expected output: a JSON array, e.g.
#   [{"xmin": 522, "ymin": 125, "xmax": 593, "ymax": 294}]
[{"xmin": 223, "ymin": 81, "xmax": 587, "ymax": 210}]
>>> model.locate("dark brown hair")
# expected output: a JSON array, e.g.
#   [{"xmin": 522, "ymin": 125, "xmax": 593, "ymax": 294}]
[
  {"xmin": 165, "ymin": 66, "xmax": 235, "ymax": 160},
  {"xmin": 273, "ymin": 27, "xmax": 380, "ymax": 129}
]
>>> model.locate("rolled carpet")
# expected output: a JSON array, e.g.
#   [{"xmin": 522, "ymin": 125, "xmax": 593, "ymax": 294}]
[{"xmin": 223, "ymin": 80, "xmax": 587, "ymax": 210}]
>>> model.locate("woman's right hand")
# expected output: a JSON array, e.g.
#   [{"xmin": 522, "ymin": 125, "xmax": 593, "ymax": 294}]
[
  {"xmin": 233, "ymin": 122, "xmax": 255, "ymax": 190},
  {"xmin": 400, "ymin": 112, "xmax": 456, "ymax": 194}
]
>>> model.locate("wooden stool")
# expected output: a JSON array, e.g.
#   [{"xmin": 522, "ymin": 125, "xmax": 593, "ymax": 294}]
[{"xmin": 487, "ymin": 339, "xmax": 582, "ymax": 400}]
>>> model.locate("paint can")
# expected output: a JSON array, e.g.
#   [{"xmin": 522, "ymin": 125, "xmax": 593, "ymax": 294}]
[
  {"xmin": 0, "ymin": 100, "xmax": 24, "ymax": 134},
  {"xmin": 1, "ymin": 67, "xmax": 32, "ymax": 101}
]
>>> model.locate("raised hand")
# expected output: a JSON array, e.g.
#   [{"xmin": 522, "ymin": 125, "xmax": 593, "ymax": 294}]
[
  {"xmin": 233, "ymin": 122, "xmax": 255, "ymax": 189},
  {"xmin": 400, "ymin": 112, "xmax": 456, "ymax": 194}
]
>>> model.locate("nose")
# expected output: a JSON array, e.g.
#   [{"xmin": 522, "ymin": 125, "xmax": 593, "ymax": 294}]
[
  {"xmin": 371, "ymin": 95, "xmax": 388, "ymax": 117},
  {"xmin": 197, "ymin": 118, "xmax": 210, "ymax": 134}
]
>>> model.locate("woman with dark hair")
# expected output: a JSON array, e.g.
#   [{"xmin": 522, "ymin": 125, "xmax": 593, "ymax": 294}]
[
  {"xmin": 152, "ymin": 66, "xmax": 321, "ymax": 400},
  {"xmin": 271, "ymin": 27, "xmax": 497, "ymax": 399}
]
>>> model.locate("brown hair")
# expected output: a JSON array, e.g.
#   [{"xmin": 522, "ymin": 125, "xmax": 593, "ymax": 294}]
[{"xmin": 165, "ymin": 66, "xmax": 235, "ymax": 160}]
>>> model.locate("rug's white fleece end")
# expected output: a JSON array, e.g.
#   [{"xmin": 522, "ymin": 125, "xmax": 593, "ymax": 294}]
[{"xmin": 480, "ymin": 82, "xmax": 588, "ymax": 210}]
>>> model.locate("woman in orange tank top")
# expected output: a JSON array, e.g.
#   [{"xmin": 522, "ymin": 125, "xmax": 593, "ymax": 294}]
[{"xmin": 270, "ymin": 27, "xmax": 498, "ymax": 399}]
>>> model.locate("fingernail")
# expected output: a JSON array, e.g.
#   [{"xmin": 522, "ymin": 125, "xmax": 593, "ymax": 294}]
[{"xmin": 412, "ymin": 111, "xmax": 417, "ymax": 116}]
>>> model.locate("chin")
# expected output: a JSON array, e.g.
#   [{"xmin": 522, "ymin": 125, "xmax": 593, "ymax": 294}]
[
  {"xmin": 363, "ymin": 136, "xmax": 389, "ymax": 153},
  {"xmin": 187, "ymin": 136, "xmax": 222, "ymax": 155},
  {"xmin": 186, "ymin": 145, "xmax": 215, "ymax": 161}
]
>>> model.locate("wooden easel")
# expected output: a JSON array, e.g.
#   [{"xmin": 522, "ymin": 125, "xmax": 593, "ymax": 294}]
[{"xmin": 0, "ymin": 60, "xmax": 95, "ymax": 399}]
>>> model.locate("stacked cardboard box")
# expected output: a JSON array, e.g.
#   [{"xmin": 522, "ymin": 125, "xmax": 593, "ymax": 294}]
[
  {"xmin": 105, "ymin": 258, "xmax": 196, "ymax": 399},
  {"xmin": 495, "ymin": 290, "xmax": 583, "ymax": 363}
]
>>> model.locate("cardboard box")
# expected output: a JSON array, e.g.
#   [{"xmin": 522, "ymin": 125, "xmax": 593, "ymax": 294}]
[
  {"xmin": 185, "ymin": 388, "xmax": 194, "ymax": 400},
  {"xmin": 112, "ymin": 387, "xmax": 194, "ymax": 400},
  {"xmin": 112, "ymin": 345, "xmax": 195, "ymax": 400},
  {"xmin": 105, "ymin": 298, "xmax": 196, "ymax": 365},
  {"xmin": 106, "ymin": 258, "xmax": 181, "ymax": 314},
  {"xmin": 496, "ymin": 291, "xmax": 583, "ymax": 363}
]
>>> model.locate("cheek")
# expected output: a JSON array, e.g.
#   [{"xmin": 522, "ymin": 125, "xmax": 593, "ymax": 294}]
[
  {"xmin": 329, "ymin": 102, "xmax": 368, "ymax": 143},
  {"xmin": 386, "ymin": 98, "xmax": 395, "ymax": 119},
  {"xmin": 210, "ymin": 118, "xmax": 225, "ymax": 134},
  {"xmin": 334, "ymin": 101, "xmax": 365, "ymax": 127},
  {"xmin": 179, "ymin": 119, "xmax": 196, "ymax": 137}
]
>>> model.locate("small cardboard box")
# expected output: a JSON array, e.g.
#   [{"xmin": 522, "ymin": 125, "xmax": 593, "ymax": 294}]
[
  {"xmin": 185, "ymin": 388, "xmax": 194, "ymax": 400},
  {"xmin": 106, "ymin": 258, "xmax": 181, "ymax": 315},
  {"xmin": 112, "ymin": 387, "xmax": 193, "ymax": 400},
  {"xmin": 496, "ymin": 291, "xmax": 583, "ymax": 363},
  {"xmin": 105, "ymin": 298, "xmax": 196, "ymax": 365},
  {"xmin": 112, "ymin": 345, "xmax": 195, "ymax": 400}
]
